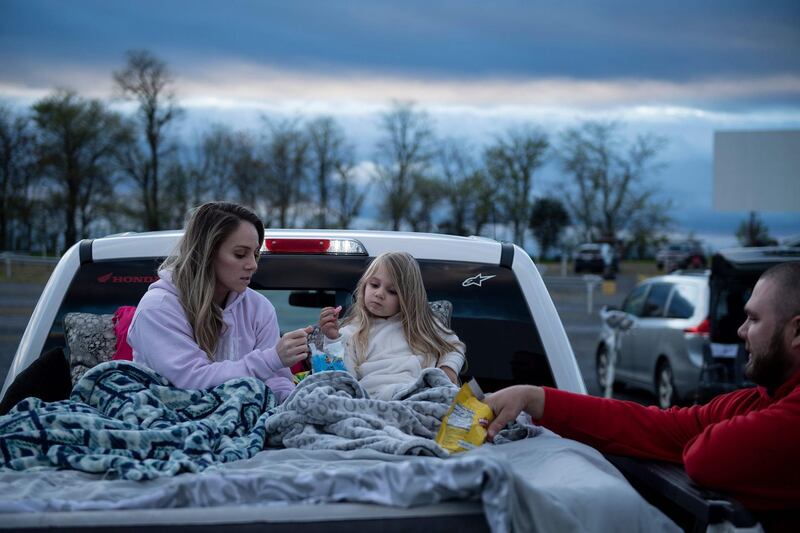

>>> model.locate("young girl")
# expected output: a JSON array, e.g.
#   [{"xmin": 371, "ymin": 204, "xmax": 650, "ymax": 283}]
[
  {"xmin": 318, "ymin": 251, "xmax": 465, "ymax": 400},
  {"xmin": 128, "ymin": 202, "xmax": 311, "ymax": 403}
]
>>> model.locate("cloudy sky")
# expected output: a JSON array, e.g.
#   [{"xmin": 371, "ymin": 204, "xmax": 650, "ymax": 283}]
[{"xmin": 1, "ymin": 0, "xmax": 799, "ymax": 247}]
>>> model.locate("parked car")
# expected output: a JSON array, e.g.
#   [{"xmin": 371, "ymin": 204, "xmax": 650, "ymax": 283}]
[
  {"xmin": 655, "ymin": 241, "xmax": 706, "ymax": 272},
  {"xmin": 700, "ymin": 244, "xmax": 800, "ymax": 402},
  {"xmin": 0, "ymin": 230, "xmax": 757, "ymax": 531},
  {"xmin": 596, "ymin": 271, "xmax": 710, "ymax": 409},
  {"xmin": 573, "ymin": 242, "xmax": 618, "ymax": 278}
]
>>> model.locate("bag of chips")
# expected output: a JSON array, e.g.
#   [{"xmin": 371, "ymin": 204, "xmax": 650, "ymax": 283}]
[{"xmin": 435, "ymin": 378, "xmax": 494, "ymax": 453}]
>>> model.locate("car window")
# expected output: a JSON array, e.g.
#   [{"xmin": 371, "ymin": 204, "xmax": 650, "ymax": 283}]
[
  {"xmin": 666, "ymin": 283, "xmax": 698, "ymax": 319},
  {"xmin": 641, "ymin": 282, "xmax": 671, "ymax": 318},
  {"xmin": 622, "ymin": 284, "xmax": 649, "ymax": 316}
]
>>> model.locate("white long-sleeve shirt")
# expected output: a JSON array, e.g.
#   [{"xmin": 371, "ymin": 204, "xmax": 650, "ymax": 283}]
[{"xmin": 327, "ymin": 314, "xmax": 465, "ymax": 400}]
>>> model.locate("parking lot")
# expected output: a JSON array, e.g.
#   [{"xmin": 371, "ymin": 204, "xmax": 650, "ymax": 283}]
[
  {"xmin": 0, "ymin": 270, "xmax": 659, "ymax": 405},
  {"xmin": 542, "ymin": 271, "xmax": 658, "ymax": 404}
]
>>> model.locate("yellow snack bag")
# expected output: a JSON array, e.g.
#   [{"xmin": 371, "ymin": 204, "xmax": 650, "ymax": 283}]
[{"xmin": 435, "ymin": 379, "xmax": 494, "ymax": 453}]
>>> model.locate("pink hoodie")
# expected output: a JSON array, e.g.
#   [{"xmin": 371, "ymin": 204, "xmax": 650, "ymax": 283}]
[{"xmin": 128, "ymin": 271, "xmax": 294, "ymax": 403}]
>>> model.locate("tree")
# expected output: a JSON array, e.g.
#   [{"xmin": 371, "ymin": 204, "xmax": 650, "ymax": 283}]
[
  {"xmin": 374, "ymin": 102, "xmax": 435, "ymax": 230},
  {"xmin": 113, "ymin": 50, "xmax": 182, "ymax": 230},
  {"xmin": 529, "ymin": 197, "xmax": 570, "ymax": 260},
  {"xmin": 194, "ymin": 124, "xmax": 240, "ymax": 202},
  {"xmin": 0, "ymin": 106, "xmax": 38, "ymax": 251},
  {"xmin": 626, "ymin": 201, "xmax": 673, "ymax": 259},
  {"xmin": 484, "ymin": 127, "xmax": 549, "ymax": 247},
  {"xmin": 558, "ymin": 121, "xmax": 670, "ymax": 244},
  {"xmin": 32, "ymin": 90, "xmax": 127, "ymax": 247},
  {"xmin": 407, "ymin": 174, "xmax": 444, "ymax": 233},
  {"xmin": 262, "ymin": 119, "xmax": 308, "ymax": 228},
  {"xmin": 736, "ymin": 211, "xmax": 776, "ymax": 246},
  {"xmin": 228, "ymin": 131, "xmax": 265, "ymax": 209},
  {"xmin": 437, "ymin": 139, "xmax": 495, "ymax": 236},
  {"xmin": 331, "ymin": 159, "xmax": 367, "ymax": 229},
  {"xmin": 307, "ymin": 117, "xmax": 351, "ymax": 228},
  {"xmin": 160, "ymin": 160, "xmax": 193, "ymax": 229}
]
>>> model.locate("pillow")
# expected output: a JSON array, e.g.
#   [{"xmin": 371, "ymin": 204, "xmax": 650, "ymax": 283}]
[
  {"xmin": 64, "ymin": 312, "xmax": 116, "ymax": 385},
  {"xmin": 429, "ymin": 300, "xmax": 453, "ymax": 329},
  {"xmin": 112, "ymin": 306, "xmax": 137, "ymax": 361}
]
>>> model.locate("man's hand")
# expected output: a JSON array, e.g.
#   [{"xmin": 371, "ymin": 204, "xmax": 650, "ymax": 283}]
[
  {"xmin": 276, "ymin": 326, "xmax": 314, "ymax": 367},
  {"xmin": 319, "ymin": 306, "xmax": 342, "ymax": 339},
  {"xmin": 484, "ymin": 385, "xmax": 545, "ymax": 440}
]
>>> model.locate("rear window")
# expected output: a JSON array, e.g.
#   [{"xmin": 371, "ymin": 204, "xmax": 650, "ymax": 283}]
[
  {"xmin": 47, "ymin": 254, "xmax": 554, "ymax": 392},
  {"xmin": 257, "ymin": 289, "xmax": 353, "ymax": 332},
  {"xmin": 42, "ymin": 259, "xmax": 163, "ymax": 356}
]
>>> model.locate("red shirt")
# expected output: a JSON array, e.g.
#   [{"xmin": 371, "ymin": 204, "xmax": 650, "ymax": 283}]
[{"xmin": 539, "ymin": 370, "xmax": 800, "ymax": 513}]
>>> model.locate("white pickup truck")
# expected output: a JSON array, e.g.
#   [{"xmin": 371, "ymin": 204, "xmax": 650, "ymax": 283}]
[{"xmin": 0, "ymin": 230, "xmax": 757, "ymax": 532}]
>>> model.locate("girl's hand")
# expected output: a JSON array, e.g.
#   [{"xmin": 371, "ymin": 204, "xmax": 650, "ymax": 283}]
[
  {"xmin": 276, "ymin": 326, "xmax": 314, "ymax": 367},
  {"xmin": 440, "ymin": 366, "xmax": 459, "ymax": 385},
  {"xmin": 319, "ymin": 305, "xmax": 342, "ymax": 339}
]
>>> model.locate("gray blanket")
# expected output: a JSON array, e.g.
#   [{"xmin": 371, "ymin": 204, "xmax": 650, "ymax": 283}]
[
  {"xmin": 266, "ymin": 368, "xmax": 461, "ymax": 455},
  {"xmin": 0, "ymin": 433, "xmax": 679, "ymax": 533},
  {"xmin": 0, "ymin": 366, "xmax": 679, "ymax": 532}
]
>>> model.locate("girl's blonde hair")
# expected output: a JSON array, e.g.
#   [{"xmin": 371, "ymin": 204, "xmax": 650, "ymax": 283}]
[
  {"xmin": 343, "ymin": 251, "xmax": 464, "ymax": 370},
  {"xmin": 160, "ymin": 201, "xmax": 264, "ymax": 361}
]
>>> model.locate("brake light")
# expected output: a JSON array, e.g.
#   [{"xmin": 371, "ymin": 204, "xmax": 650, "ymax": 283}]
[
  {"xmin": 684, "ymin": 318, "xmax": 710, "ymax": 337},
  {"xmin": 263, "ymin": 238, "xmax": 367, "ymax": 255}
]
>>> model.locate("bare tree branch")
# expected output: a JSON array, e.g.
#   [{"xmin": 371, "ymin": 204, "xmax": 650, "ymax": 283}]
[{"xmin": 113, "ymin": 50, "xmax": 182, "ymax": 230}]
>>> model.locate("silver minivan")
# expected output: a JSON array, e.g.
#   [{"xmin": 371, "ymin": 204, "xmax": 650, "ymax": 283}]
[{"xmin": 596, "ymin": 272, "xmax": 710, "ymax": 408}]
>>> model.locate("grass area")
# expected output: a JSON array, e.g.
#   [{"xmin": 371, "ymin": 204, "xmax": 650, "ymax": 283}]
[
  {"xmin": 618, "ymin": 260, "xmax": 661, "ymax": 279},
  {"xmin": 0, "ymin": 262, "xmax": 56, "ymax": 284}
]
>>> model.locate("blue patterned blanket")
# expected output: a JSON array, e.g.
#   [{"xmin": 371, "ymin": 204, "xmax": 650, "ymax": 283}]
[{"xmin": 0, "ymin": 361, "xmax": 276, "ymax": 480}]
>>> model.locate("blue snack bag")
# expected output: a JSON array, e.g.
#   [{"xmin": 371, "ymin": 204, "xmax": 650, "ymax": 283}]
[{"xmin": 310, "ymin": 339, "xmax": 346, "ymax": 373}]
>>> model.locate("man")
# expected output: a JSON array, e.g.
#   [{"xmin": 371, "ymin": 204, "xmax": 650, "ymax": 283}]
[{"xmin": 486, "ymin": 262, "xmax": 800, "ymax": 531}]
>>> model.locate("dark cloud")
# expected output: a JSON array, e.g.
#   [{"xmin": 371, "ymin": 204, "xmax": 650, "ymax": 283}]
[{"xmin": 1, "ymin": 0, "xmax": 799, "ymax": 81}]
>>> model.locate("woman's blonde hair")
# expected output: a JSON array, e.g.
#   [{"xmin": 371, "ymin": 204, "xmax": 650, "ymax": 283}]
[
  {"xmin": 343, "ymin": 251, "xmax": 464, "ymax": 370},
  {"xmin": 160, "ymin": 201, "xmax": 264, "ymax": 360}
]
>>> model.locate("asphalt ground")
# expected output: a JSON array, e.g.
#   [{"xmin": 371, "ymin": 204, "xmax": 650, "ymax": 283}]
[
  {"xmin": 0, "ymin": 275, "xmax": 660, "ymax": 405},
  {"xmin": 544, "ymin": 274, "xmax": 659, "ymax": 405},
  {"xmin": 0, "ymin": 282, "xmax": 45, "ymax": 388}
]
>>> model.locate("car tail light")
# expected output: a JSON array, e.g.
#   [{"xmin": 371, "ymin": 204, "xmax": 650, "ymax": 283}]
[
  {"xmin": 263, "ymin": 238, "xmax": 367, "ymax": 255},
  {"xmin": 684, "ymin": 318, "xmax": 710, "ymax": 337}
]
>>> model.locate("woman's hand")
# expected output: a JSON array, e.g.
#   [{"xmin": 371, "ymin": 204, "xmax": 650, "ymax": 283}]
[
  {"xmin": 276, "ymin": 326, "xmax": 314, "ymax": 367},
  {"xmin": 484, "ymin": 385, "xmax": 545, "ymax": 441},
  {"xmin": 319, "ymin": 306, "xmax": 342, "ymax": 339},
  {"xmin": 440, "ymin": 366, "xmax": 459, "ymax": 385}
]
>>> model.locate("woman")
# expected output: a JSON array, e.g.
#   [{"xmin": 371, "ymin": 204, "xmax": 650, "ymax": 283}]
[{"xmin": 127, "ymin": 201, "xmax": 310, "ymax": 403}]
